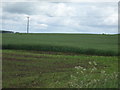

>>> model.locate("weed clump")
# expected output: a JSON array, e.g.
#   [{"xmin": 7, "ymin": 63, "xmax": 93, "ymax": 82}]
[{"xmin": 68, "ymin": 61, "xmax": 118, "ymax": 88}]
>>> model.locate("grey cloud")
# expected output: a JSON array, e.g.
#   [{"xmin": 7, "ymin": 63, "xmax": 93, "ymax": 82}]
[
  {"xmin": 3, "ymin": 2, "xmax": 35, "ymax": 15},
  {"xmin": 1, "ymin": 1, "xmax": 118, "ymax": 34}
]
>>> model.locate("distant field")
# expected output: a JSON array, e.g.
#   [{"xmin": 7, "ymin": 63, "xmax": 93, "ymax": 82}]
[
  {"xmin": 2, "ymin": 33, "xmax": 119, "ymax": 56},
  {"xmin": 2, "ymin": 50, "xmax": 118, "ymax": 88}
]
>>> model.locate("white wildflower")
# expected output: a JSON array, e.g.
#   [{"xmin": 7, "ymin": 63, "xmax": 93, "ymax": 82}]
[
  {"xmin": 93, "ymin": 61, "xmax": 97, "ymax": 66},
  {"xmin": 75, "ymin": 66, "xmax": 83, "ymax": 70},
  {"xmin": 88, "ymin": 61, "xmax": 92, "ymax": 65},
  {"xmin": 101, "ymin": 70, "xmax": 105, "ymax": 74},
  {"xmin": 81, "ymin": 71, "xmax": 83, "ymax": 73},
  {"xmin": 94, "ymin": 79, "xmax": 97, "ymax": 82},
  {"xmin": 76, "ymin": 72, "xmax": 79, "ymax": 74},
  {"xmin": 83, "ymin": 68, "xmax": 86, "ymax": 71},
  {"xmin": 70, "ymin": 75, "xmax": 73, "ymax": 78}
]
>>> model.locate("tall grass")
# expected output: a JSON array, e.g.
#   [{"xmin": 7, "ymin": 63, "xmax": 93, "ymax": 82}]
[{"xmin": 2, "ymin": 44, "xmax": 118, "ymax": 56}]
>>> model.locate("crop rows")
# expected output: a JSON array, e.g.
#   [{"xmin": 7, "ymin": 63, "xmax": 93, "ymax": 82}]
[
  {"xmin": 2, "ymin": 50, "xmax": 118, "ymax": 88},
  {"xmin": 2, "ymin": 33, "xmax": 119, "ymax": 56}
]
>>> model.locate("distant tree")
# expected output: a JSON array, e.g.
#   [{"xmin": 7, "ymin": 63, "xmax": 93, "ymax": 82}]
[
  {"xmin": 0, "ymin": 30, "xmax": 14, "ymax": 33},
  {"xmin": 15, "ymin": 32, "xmax": 19, "ymax": 33}
]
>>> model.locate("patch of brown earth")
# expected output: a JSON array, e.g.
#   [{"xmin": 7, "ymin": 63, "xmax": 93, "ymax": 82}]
[{"xmin": 2, "ymin": 53, "xmax": 49, "ymax": 59}]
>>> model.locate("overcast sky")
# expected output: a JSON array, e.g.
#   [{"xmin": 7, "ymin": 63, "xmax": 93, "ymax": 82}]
[{"xmin": 1, "ymin": 0, "xmax": 119, "ymax": 34}]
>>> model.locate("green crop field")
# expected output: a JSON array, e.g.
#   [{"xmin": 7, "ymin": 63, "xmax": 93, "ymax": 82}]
[
  {"xmin": 2, "ymin": 33, "xmax": 119, "ymax": 88},
  {"xmin": 2, "ymin": 33, "xmax": 119, "ymax": 56}
]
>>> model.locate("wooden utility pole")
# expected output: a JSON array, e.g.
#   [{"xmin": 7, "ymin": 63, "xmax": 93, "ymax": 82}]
[{"xmin": 27, "ymin": 17, "xmax": 30, "ymax": 33}]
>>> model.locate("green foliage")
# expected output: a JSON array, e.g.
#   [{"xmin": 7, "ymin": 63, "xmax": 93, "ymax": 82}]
[
  {"xmin": 2, "ymin": 50, "xmax": 118, "ymax": 88},
  {"xmin": 2, "ymin": 33, "xmax": 119, "ymax": 88},
  {"xmin": 2, "ymin": 33, "xmax": 118, "ymax": 56},
  {"xmin": 68, "ymin": 61, "xmax": 118, "ymax": 88}
]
